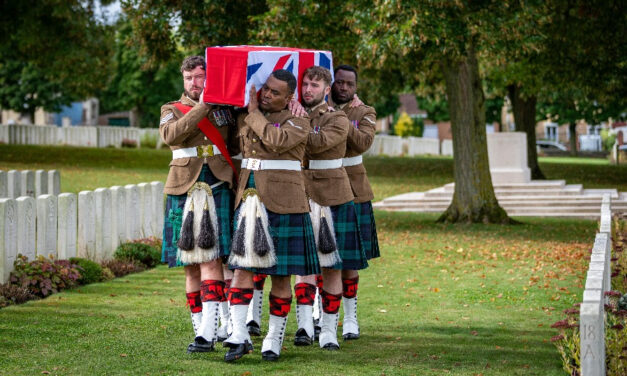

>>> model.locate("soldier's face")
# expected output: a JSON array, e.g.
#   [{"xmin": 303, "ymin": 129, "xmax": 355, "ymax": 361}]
[
  {"xmin": 183, "ymin": 66, "xmax": 205, "ymax": 101},
  {"xmin": 301, "ymin": 75, "xmax": 330, "ymax": 108},
  {"xmin": 259, "ymin": 75, "xmax": 293, "ymax": 112},
  {"xmin": 331, "ymin": 69, "xmax": 357, "ymax": 104}
]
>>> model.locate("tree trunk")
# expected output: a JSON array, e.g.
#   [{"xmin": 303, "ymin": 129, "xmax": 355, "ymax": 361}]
[
  {"xmin": 569, "ymin": 123, "xmax": 577, "ymax": 156},
  {"xmin": 438, "ymin": 44, "xmax": 511, "ymax": 224},
  {"xmin": 507, "ymin": 84, "xmax": 546, "ymax": 179}
]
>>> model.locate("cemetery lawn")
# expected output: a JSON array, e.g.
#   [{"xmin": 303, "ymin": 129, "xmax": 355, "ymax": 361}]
[{"xmin": 0, "ymin": 212, "xmax": 593, "ymax": 375}]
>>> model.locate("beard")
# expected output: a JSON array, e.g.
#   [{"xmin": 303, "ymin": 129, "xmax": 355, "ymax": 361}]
[
  {"xmin": 331, "ymin": 90, "xmax": 351, "ymax": 105},
  {"xmin": 185, "ymin": 88, "xmax": 201, "ymax": 101},
  {"xmin": 303, "ymin": 94, "xmax": 324, "ymax": 108}
]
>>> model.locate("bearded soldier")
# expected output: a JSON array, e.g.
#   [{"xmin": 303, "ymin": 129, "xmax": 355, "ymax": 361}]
[
  {"xmin": 224, "ymin": 69, "xmax": 319, "ymax": 362},
  {"xmin": 330, "ymin": 64, "xmax": 380, "ymax": 340},
  {"xmin": 160, "ymin": 56, "xmax": 238, "ymax": 353}
]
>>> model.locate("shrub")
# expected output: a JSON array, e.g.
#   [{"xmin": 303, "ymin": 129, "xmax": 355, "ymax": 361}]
[
  {"xmin": 101, "ymin": 267, "xmax": 115, "ymax": 281},
  {"xmin": 121, "ymin": 138, "xmax": 138, "ymax": 148},
  {"xmin": 101, "ymin": 259, "xmax": 146, "ymax": 278},
  {"xmin": 9, "ymin": 255, "xmax": 81, "ymax": 297},
  {"xmin": 114, "ymin": 241, "xmax": 161, "ymax": 267},
  {"xmin": 393, "ymin": 112, "xmax": 423, "ymax": 138},
  {"xmin": 0, "ymin": 283, "xmax": 37, "ymax": 307},
  {"xmin": 69, "ymin": 257, "xmax": 104, "ymax": 285}
]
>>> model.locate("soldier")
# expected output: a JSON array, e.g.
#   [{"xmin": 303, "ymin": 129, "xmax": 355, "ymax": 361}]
[
  {"xmin": 295, "ymin": 66, "xmax": 368, "ymax": 350},
  {"xmin": 159, "ymin": 56, "xmax": 238, "ymax": 353},
  {"xmin": 224, "ymin": 69, "xmax": 319, "ymax": 362},
  {"xmin": 330, "ymin": 64, "xmax": 380, "ymax": 340}
]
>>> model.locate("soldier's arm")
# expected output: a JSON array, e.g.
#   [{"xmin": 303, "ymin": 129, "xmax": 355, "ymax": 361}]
[
  {"xmin": 159, "ymin": 103, "xmax": 211, "ymax": 146},
  {"xmin": 245, "ymin": 110, "xmax": 310, "ymax": 154},
  {"xmin": 307, "ymin": 113, "xmax": 350, "ymax": 154},
  {"xmin": 346, "ymin": 106, "xmax": 377, "ymax": 153}
]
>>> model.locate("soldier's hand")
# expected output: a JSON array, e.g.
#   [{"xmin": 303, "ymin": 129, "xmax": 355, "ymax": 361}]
[
  {"xmin": 248, "ymin": 85, "xmax": 259, "ymax": 112},
  {"xmin": 198, "ymin": 89, "xmax": 212, "ymax": 110},
  {"xmin": 350, "ymin": 94, "xmax": 364, "ymax": 108},
  {"xmin": 288, "ymin": 99, "xmax": 307, "ymax": 117}
]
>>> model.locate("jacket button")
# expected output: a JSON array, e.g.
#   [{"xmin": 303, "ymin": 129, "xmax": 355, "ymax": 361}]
[
  {"xmin": 252, "ymin": 150, "xmax": 256, "ymax": 155},
  {"xmin": 252, "ymin": 138, "xmax": 257, "ymax": 143}
]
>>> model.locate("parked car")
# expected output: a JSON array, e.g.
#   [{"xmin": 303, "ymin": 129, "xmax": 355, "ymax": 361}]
[{"xmin": 536, "ymin": 140, "xmax": 567, "ymax": 151}]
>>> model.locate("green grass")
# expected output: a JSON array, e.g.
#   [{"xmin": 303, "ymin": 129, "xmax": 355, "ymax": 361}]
[{"xmin": 0, "ymin": 143, "xmax": 616, "ymax": 375}]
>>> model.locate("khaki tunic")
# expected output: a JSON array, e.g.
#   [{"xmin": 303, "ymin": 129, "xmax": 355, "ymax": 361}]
[
  {"xmin": 159, "ymin": 94, "xmax": 238, "ymax": 195},
  {"xmin": 234, "ymin": 109, "xmax": 311, "ymax": 214},
  {"xmin": 304, "ymin": 102, "xmax": 354, "ymax": 207},
  {"xmin": 336, "ymin": 102, "xmax": 377, "ymax": 203}
]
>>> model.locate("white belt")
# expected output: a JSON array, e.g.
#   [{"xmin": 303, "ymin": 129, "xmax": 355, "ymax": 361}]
[
  {"xmin": 241, "ymin": 158, "xmax": 301, "ymax": 171},
  {"xmin": 308, "ymin": 159, "xmax": 343, "ymax": 169},
  {"xmin": 342, "ymin": 155, "xmax": 363, "ymax": 167},
  {"xmin": 172, "ymin": 145, "xmax": 221, "ymax": 159}
]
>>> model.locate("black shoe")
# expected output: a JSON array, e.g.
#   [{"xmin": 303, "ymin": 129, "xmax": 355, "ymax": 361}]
[
  {"xmin": 322, "ymin": 342, "xmax": 340, "ymax": 351},
  {"xmin": 247, "ymin": 321, "xmax": 261, "ymax": 336},
  {"xmin": 314, "ymin": 325, "xmax": 321, "ymax": 341},
  {"xmin": 262, "ymin": 350, "xmax": 280, "ymax": 361},
  {"xmin": 342, "ymin": 332, "xmax": 360, "ymax": 341},
  {"xmin": 294, "ymin": 328, "xmax": 313, "ymax": 346},
  {"xmin": 187, "ymin": 337, "xmax": 215, "ymax": 353},
  {"xmin": 224, "ymin": 340, "xmax": 253, "ymax": 362}
]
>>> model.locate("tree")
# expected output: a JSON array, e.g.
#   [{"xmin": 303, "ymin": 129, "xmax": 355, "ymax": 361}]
[{"xmin": 0, "ymin": 1, "xmax": 114, "ymax": 121}]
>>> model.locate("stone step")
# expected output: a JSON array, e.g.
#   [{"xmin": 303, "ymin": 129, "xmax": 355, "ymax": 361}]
[
  {"xmin": 381, "ymin": 197, "xmax": 627, "ymax": 207},
  {"xmin": 375, "ymin": 202, "xmax": 622, "ymax": 213},
  {"xmin": 442, "ymin": 180, "xmax": 568, "ymax": 191},
  {"xmin": 424, "ymin": 189, "xmax": 585, "ymax": 198},
  {"xmin": 378, "ymin": 207, "xmax": 602, "ymax": 219}
]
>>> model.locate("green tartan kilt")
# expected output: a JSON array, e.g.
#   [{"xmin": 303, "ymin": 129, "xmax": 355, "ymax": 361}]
[
  {"xmin": 355, "ymin": 201, "xmax": 380, "ymax": 260},
  {"xmin": 327, "ymin": 201, "xmax": 369, "ymax": 270},
  {"xmin": 230, "ymin": 173, "xmax": 320, "ymax": 277},
  {"xmin": 161, "ymin": 165, "xmax": 233, "ymax": 268}
]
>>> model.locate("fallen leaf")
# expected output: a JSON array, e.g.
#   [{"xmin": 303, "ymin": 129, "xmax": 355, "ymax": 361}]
[{"xmin": 120, "ymin": 354, "xmax": 127, "ymax": 358}]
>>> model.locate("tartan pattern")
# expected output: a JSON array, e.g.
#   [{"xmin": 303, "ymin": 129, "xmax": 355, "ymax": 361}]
[
  {"xmin": 161, "ymin": 165, "xmax": 233, "ymax": 267},
  {"xmin": 230, "ymin": 173, "xmax": 320, "ymax": 276},
  {"xmin": 355, "ymin": 201, "xmax": 381, "ymax": 260},
  {"xmin": 327, "ymin": 201, "xmax": 368, "ymax": 270}
]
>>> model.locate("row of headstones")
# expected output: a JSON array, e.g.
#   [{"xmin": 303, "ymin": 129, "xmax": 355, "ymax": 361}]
[
  {"xmin": 0, "ymin": 181, "xmax": 164, "ymax": 283},
  {"xmin": 0, "ymin": 124, "xmax": 162, "ymax": 148},
  {"xmin": 364, "ymin": 135, "xmax": 454, "ymax": 157},
  {"xmin": 0, "ymin": 170, "xmax": 61, "ymax": 199},
  {"xmin": 580, "ymin": 194, "xmax": 612, "ymax": 376}
]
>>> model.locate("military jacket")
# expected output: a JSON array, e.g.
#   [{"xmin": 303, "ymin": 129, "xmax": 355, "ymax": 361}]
[
  {"xmin": 233, "ymin": 108, "xmax": 311, "ymax": 214},
  {"xmin": 336, "ymin": 102, "xmax": 377, "ymax": 203},
  {"xmin": 304, "ymin": 102, "xmax": 354, "ymax": 207}
]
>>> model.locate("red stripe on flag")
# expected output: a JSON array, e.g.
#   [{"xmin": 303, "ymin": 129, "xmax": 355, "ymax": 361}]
[
  {"xmin": 298, "ymin": 51, "xmax": 315, "ymax": 103},
  {"xmin": 273, "ymin": 54, "xmax": 292, "ymax": 72}
]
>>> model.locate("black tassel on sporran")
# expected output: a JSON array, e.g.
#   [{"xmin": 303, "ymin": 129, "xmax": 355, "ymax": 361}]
[
  {"xmin": 230, "ymin": 218, "xmax": 246, "ymax": 256},
  {"xmin": 318, "ymin": 216, "xmax": 336, "ymax": 254},
  {"xmin": 253, "ymin": 217, "xmax": 271, "ymax": 257},
  {"xmin": 177, "ymin": 207, "xmax": 195, "ymax": 251},
  {"xmin": 197, "ymin": 202, "xmax": 216, "ymax": 249}
]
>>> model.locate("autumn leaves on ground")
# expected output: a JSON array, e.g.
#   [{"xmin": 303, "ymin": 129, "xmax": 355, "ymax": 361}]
[{"xmin": 0, "ymin": 145, "xmax": 611, "ymax": 375}]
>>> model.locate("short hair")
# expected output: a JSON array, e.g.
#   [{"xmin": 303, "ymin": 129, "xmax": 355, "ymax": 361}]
[
  {"xmin": 180, "ymin": 56, "xmax": 205, "ymax": 73},
  {"xmin": 334, "ymin": 64, "xmax": 358, "ymax": 82},
  {"xmin": 270, "ymin": 69, "xmax": 297, "ymax": 94},
  {"xmin": 303, "ymin": 66, "xmax": 332, "ymax": 86}
]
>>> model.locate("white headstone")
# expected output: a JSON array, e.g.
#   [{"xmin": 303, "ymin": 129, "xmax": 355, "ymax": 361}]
[
  {"xmin": 110, "ymin": 186, "xmax": 127, "ymax": 249},
  {"xmin": 7, "ymin": 170, "xmax": 21, "ymax": 198},
  {"xmin": 94, "ymin": 188, "xmax": 113, "ymax": 261},
  {"xmin": 78, "ymin": 191, "xmax": 96, "ymax": 260},
  {"xmin": 580, "ymin": 302, "xmax": 606, "ymax": 376},
  {"xmin": 124, "ymin": 184, "xmax": 141, "ymax": 241},
  {"xmin": 16, "ymin": 196, "xmax": 36, "ymax": 260},
  {"xmin": 441, "ymin": 139, "xmax": 454, "ymax": 156},
  {"xmin": 48, "ymin": 170, "xmax": 61, "ymax": 196},
  {"xmin": 35, "ymin": 170, "xmax": 48, "ymax": 197},
  {"xmin": 36, "ymin": 194, "xmax": 58, "ymax": 258},
  {"xmin": 57, "ymin": 193, "xmax": 77, "ymax": 260},
  {"xmin": 21, "ymin": 170, "xmax": 35, "ymax": 197},
  {"xmin": 151, "ymin": 181, "xmax": 165, "ymax": 238},
  {"xmin": 0, "ymin": 171, "xmax": 7, "ymax": 198},
  {"xmin": 138, "ymin": 183, "xmax": 153, "ymax": 238},
  {"xmin": 487, "ymin": 132, "xmax": 531, "ymax": 184},
  {"xmin": 0, "ymin": 199, "xmax": 18, "ymax": 283}
]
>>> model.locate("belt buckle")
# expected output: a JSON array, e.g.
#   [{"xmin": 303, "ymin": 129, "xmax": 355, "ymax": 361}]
[
  {"xmin": 196, "ymin": 145, "xmax": 214, "ymax": 158},
  {"xmin": 247, "ymin": 158, "xmax": 261, "ymax": 171}
]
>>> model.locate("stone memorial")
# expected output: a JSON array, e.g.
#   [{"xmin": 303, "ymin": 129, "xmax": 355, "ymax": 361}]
[
  {"xmin": 36, "ymin": 194, "xmax": 58, "ymax": 258},
  {"xmin": 48, "ymin": 170, "xmax": 61, "ymax": 196},
  {"xmin": 0, "ymin": 171, "xmax": 7, "ymax": 198},
  {"xmin": 0, "ymin": 198, "xmax": 17, "ymax": 283},
  {"xmin": 16, "ymin": 196, "xmax": 36, "ymax": 260},
  {"xmin": 138, "ymin": 183, "xmax": 153, "ymax": 238},
  {"xmin": 486, "ymin": 132, "xmax": 531, "ymax": 184},
  {"xmin": 7, "ymin": 170, "xmax": 21, "ymax": 199},
  {"xmin": 124, "ymin": 184, "xmax": 141, "ymax": 241},
  {"xmin": 151, "ymin": 181, "xmax": 164, "ymax": 237},
  {"xmin": 94, "ymin": 188, "xmax": 113, "ymax": 261},
  {"xmin": 57, "ymin": 193, "xmax": 77, "ymax": 260},
  {"xmin": 35, "ymin": 170, "xmax": 48, "ymax": 197},
  {"xmin": 110, "ymin": 186, "xmax": 127, "ymax": 248},
  {"xmin": 21, "ymin": 170, "xmax": 35, "ymax": 197},
  {"xmin": 78, "ymin": 191, "xmax": 96, "ymax": 260}
]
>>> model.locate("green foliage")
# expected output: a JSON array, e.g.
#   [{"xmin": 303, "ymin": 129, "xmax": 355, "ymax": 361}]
[
  {"xmin": 140, "ymin": 132, "xmax": 159, "ymax": 149},
  {"xmin": 101, "ymin": 267, "xmax": 115, "ymax": 281},
  {"xmin": 0, "ymin": 283, "xmax": 37, "ymax": 308},
  {"xmin": 100, "ymin": 259, "xmax": 146, "ymax": 278},
  {"xmin": 601, "ymin": 128, "xmax": 617, "ymax": 152},
  {"xmin": 114, "ymin": 241, "xmax": 161, "ymax": 268},
  {"xmin": 393, "ymin": 112, "xmax": 413, "ymax": 138},
  {"xmin": 417, "ymin": 96, "xmax": 450, "ymax": 123},
  {"xmin": 69, "ymin": 257, "xmax": 104, "ymax": 285},
  {"xmin": 9, "ymin": 255, "xmax": 81, "ymax": 297}
]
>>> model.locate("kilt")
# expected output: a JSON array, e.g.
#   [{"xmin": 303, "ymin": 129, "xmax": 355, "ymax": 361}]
[
  {"xmin": 355, "ymin": 201, "xmax": 380, "ymax": 260},
  {"xmin": 161, "ymin": 165, "xmax": 233, "ymax": 267},
  {"xmin": 327, "ymin": 201, "xmax": 368, "ymax": 270},
  {"xmin": 230, "ymin": 173, "xmax": 320, "ymax": 276}
]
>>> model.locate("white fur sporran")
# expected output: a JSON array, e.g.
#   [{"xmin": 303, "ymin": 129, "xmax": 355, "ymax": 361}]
[
  {"xmin": 309, "ymin": 199, "xmax": 342, "ymax": 268},
  {"xmin": 177, "ymin": 182, "xmax": 220, "ymax": 265}
]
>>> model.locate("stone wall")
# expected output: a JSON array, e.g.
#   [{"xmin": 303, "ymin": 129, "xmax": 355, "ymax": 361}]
[{"xmin": 1, "ymin": 170, "xmax": 61, "ymax": 198}]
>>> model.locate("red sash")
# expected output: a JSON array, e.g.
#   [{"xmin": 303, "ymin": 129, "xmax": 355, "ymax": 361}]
[{"xmin": 173, "ymin": 102, "xmax": 237, "ymax": 178}]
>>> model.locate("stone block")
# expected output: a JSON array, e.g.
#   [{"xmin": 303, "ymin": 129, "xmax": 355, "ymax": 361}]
[
  {"xmin": 78, "ymin": 191, "xmax": 96, "ymax": 260},
  {"xmin": 7, "ymin": 170, "xmax": 21, "ymax": 198},
  {"xmin": 35, "ymin": 170, "xmax": 48, "ymax": 197},
  {"xmin": 48, "ymin": 170, "xmax": 61, "ymax": 196},
  {"xmin": 0, "ymin": 199, "xmax": 18, "ymax": 283},
  {"xmin": 16, "ymin": 196, "xmax": 36, "ymax": 260},
  {"xmin": 580, "ymin": 302, "xmax": 606, "ymax": 376},
  {"xmin": 110, "ymin": 186, "xmax": 126, "ymax": 249},
  {"xmin": 583, "ymin": 289, "xmax": 603, "ymax": 303},
  {"xmin": 151, "ymin": 181, "xmax": 164, "ymax": 238},
  {"xmin": 379, "ymin": 135, "xmax": 404, "ymax": 156},
  {"xmin": 57, "ymin": 193, "xmax": 77, "ymax": 260},
  {"xmin": 124, "ymin": 184, "xmax": 141, "ymax": 241},
  {"xmin": 406, "ymin": 137, "xmax": 440, "ymax": 156},
  {"xmin": 36, "ymin": 194, "xmax": 58, "ymax": 258},
  {"xmin": 21, "ymin": 170, "xmax": 35, "ymax": 197},
  {"xmin": 138, "ymin": 183, "xmax": 153, "ymax": 238},
  {"xmin": 94, "ymin": 188, "xmax": 113, "ymax": 261},
  {"xmin": 441, "ymin": 140, "xmax": 453, "ymax": 156},
  {"xmin": 0, "ymin": 171, "xmax": 6, "ymax": 198},
  {"xmin": 487, "ymin": 132, "xmax": 531, "ymax": 184}
]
